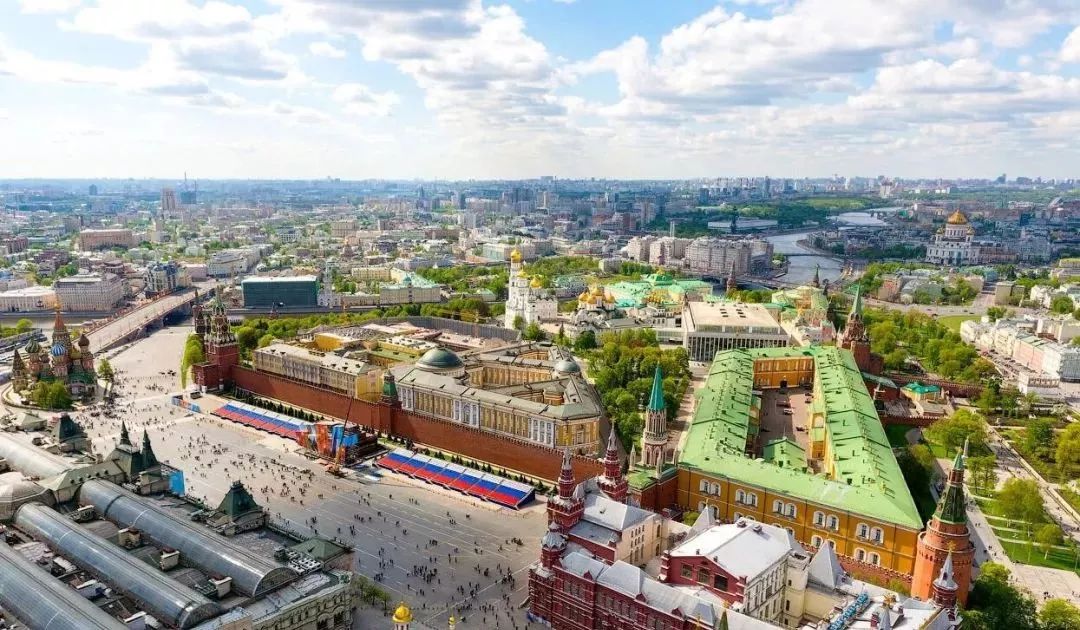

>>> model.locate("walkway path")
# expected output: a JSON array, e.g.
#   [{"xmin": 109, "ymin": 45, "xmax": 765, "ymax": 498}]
[{"xmin": 905, "ymin": 425, "xmax": 1080, "ymax": 603}]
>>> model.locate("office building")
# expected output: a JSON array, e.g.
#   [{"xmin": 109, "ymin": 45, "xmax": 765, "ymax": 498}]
[
  {"xmin": 144, "ymin": 261, "xmax": 191, "ymax": 297},
  {"xmin": 685, "ymin": 237, "xmax": 753, "ymax": 277},
  {"xmin": 161, "ymin": 187, "xmax": 178, "ymax": 219},
  {"xmin": 242, "ymin": 276, "xmax": 318, "ymax": 308},
  {"xmin": 79, "ymin": 228, "xmax": 135, "ymax": 250},
  {"xmin": 682, "ymin": 301, "xmax": 789, "ymax": 362},
  {"xmin": 54, "ymin": 272, "xmax": 124, "ymax": 312}
]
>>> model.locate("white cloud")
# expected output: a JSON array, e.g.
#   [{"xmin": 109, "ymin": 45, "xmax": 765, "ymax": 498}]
[
  {"xmin": 63, "ymin": 0, "xmax": 253, "ymax": 41},
  {"xmin": 18, "ymin": 0, "xmax": 81, "ymax": 14},
  {"xmin": 1063, "ymin": 26, "xmax": 1080, "ymax": 63},
  {"xmin": 309, "ymin": 41, "xmax": 346, "ymax": 58},
  {"xmin": 332, "ymin": 83, "xmax": 400, "ymax": 117}
]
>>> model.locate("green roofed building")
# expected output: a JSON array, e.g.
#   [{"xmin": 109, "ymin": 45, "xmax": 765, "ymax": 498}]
[{"xmin": 628, "ymin": 344, "xmax": 923, "ymax": 577}]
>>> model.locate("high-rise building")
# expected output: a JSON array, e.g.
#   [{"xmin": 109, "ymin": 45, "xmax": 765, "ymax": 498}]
[{"xmin": 161, "ymin": 187, "xmax": 179, "ymax": 220}]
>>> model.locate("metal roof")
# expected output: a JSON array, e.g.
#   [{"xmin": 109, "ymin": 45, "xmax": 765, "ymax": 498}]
[
  {"xmin": 0, "ymin": 433, "xmax": 72, "ymax": 480},
  {"xmin": 15, "ymin": 503, "xmax": 223, "ymax": 629},
  {"xmin": 679, "ymin": 346, "xmax": 921, "ymax": 529},
  {"xmin": 79, "ymin": 480, "xmax": 298, "ymax": 597},
  {"xmin": 0, "ymin": 537, "xmax": 125, "ymax": 630}
]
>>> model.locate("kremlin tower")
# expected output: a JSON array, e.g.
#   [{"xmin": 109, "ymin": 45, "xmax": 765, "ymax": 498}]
[
  {"xmin": 596, "ymin": 430, "xmax": 628, "ymax": 503},
  {"xmin": 641, "ymin": 366, "xmax": 668, "ymax": 469},
  {"xmin": 838, "ymin": 285, "xmax": 876, "ymax": 373},
  {"xmin": 911, "ymin": 441, "xmax": 974, "ymax": 607}
]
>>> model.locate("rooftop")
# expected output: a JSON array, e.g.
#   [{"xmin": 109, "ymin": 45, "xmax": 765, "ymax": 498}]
[
  {"xmin": 685, "ymin": 301, "xmax": 785, "ymax": 332},
  {"xmin": 679, "ymin": 346, "xmax": 921, "ymax": 529}
]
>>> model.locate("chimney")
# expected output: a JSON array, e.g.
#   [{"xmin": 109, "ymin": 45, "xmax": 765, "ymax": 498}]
[
  {"xmin": 211, "ymin": 576, "xmax": 232, "ymax": 598},
  {"xmin": 159, "ymin": 549, "xmax": 180, "ymax": 570},
  {"xmin": 118, "ymin": 528, "xmax": 141, "ymax": 549}
]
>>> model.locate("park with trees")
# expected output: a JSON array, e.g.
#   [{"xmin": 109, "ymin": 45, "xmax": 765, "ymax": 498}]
[{"xmin": 578, "ymin": 328, "xmax": 690, "ymax": 450}]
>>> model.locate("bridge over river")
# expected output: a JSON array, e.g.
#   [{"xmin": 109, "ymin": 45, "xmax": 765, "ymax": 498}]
[{"xmin": 84, "ymin": 290, "xmax": 200, "ymax": 354}]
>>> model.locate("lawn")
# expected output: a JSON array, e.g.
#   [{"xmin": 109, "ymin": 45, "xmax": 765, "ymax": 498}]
[
  {"xmin": 999, "ymin": 540, "xmax": 1080, "ymax": 574},
  {"xmin": 885, "ymin": 423, "xmax": 915, "ymax": 448},
  {"xmin": 937, "ymin": 314, "xmax": 978, "ymax": 333}
]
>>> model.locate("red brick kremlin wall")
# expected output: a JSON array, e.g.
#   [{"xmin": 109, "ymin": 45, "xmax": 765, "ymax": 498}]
[{"xmin": 231, "ymin": 366, "xmax": 602, "ymax": 483}]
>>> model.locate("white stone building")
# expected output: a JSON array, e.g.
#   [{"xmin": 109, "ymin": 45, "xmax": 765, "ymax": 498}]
[
  {"xmin": 503, "ymin": 249, "xmax": 557, "ymax": 329},
  {"xmin": 925, "ymin": 211, "xmax": 980, "ymax": 266},
  {"xmin": 0, "ymin": 285, "xmax": 56, "ymax": 312},
  {"xmin": 53, "ymin": 272, "xmax": 124, "ymax": 312}
]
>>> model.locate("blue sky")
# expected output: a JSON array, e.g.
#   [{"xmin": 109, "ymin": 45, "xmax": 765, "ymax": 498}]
[{"xmin": 1, "ymin": 0, "xmax": 1079, "ymax": 180}]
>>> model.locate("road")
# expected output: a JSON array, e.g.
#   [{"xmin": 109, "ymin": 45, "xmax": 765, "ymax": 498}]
[
  {"xmin": 86, "ymin": 291, "xmax": 196, "ymax": 353},
  {"xmin": 907, "ymin": 425, "xmax": 1080, "ymax": 603},
  {"xmin": 34, "ymin": 323, "xmax": 547, "ymax": 630}
]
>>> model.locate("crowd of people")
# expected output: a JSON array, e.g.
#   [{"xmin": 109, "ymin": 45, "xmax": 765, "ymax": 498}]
[{"xmin": 57, "ymin": 327, "xmax": 539, "ymax": 629}]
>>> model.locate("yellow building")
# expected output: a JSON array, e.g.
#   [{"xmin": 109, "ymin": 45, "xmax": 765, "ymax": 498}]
[
  {"xmin": 392, "ymin": 344, "xmax": 602, "ymax": 454},
  {"xmin": 253, "ymin": 343, "xmax": 382, "ymax": 399},
  {"xmin": 669, "ymin": 346, "xmax": 922, "ymax": 574}
]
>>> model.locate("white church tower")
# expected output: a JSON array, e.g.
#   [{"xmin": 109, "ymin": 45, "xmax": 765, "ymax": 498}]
[{"xmin": 504, "ymin": 248, "xmax": 556, "ymax": 330}]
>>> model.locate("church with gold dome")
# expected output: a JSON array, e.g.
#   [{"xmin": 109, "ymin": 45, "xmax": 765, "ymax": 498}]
[
  {"xmin": 926, "ymin": 210, "xmax": 980, "ymax": 266},
  {"xmin": 503, "ymin": 248, "xmax": 557, "ymax": 330},
  {"xmin": 10, "ymin": 305, "xmax": 97, "ymax": 401}
]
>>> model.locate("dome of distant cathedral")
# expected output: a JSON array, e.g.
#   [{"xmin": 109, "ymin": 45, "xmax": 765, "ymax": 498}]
[
  {"xmin": 554, "ymin": 359, "xmax": 581, "ymax": 375},
  {"xmin": 24, "ymin": 338, "xmax": 41, "ymax": 354},
  {"xmin": 50, "ymin": 343, "xmax": 67, "ymax": 357},
  {"xmin": 530, "ymin": 277, "xmax": 543, "ymax": 289},
  {"xmin": 78, "ymin": 334, "xmax": 90, "ymax": 347},
  {"xmin": 510, "ymin": 248, "xmax": 522, "ymax": 263},
  {"xmin": 946, "ymin": 210, "xmax": 969, "ymax": 225}
]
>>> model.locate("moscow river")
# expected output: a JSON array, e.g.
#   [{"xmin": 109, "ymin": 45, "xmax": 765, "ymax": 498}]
[{"xmin": 766, "ymin": 208, "xmax": 898, "ymax": 286}]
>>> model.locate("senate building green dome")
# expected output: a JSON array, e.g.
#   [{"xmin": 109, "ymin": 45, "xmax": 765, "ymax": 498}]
[{"xmin": 416, "ymin": 347, "xmax": 464, "ymax": 372}]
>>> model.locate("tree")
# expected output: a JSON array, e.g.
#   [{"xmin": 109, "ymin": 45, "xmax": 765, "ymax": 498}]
[
  {"xmin": 97, "ymin": 359, "xmax": 115, "ymax": 382},
  {"xmin": 33, "ymin": 381, "xmax": 72, "ymax": 410},
  {"xmin": 996, "ymin": 478, "xmax": 1045, "ymax": 528},
  {"xmin": 1024, "ymin": 417, "xmax": 1055, "ymax": 458},
  {"xmin": 966, "ymin": 454, "xmax": 997, "ymax": 495},
  {"xmin": 14, "ymin": 318, "xmax": 33, "ymax": 333},
  {"xmin": 1035, "ymin": 523, "xmax": 1064, "ymax": 559},
  {"xmin": 964, "ymin": 562, "xmax": 1039, "ymax": 630},
  {"xmin": 512, "ymin": 314, "xmax": 525, "ymax": 331},
  {"xmin": 573, "ymin": 329, "xmax": 597, "ymax": 352},
  {"xmin": 1051, "ymin": 295, "xmax": 1075, "ymax": 314},
  {"xmin": 235, "ymin": 326, "xmax": 260, "ymax": 352},
  {"xmin": 257, "ymin": 333, "xmax": 275, "ymax": 348},
  {"xmin": 179, "ymin": 334, "xmax": 205, "ymax": 388},
  {"xmin": 975, "ymin": 381, "xmax": 1001, "ymax": 415},
  {"xmin": 523, "ymin": 322, "xmax": 545, "ymax": 341},
  {"xmin": 986, "ymin": 306, "xmax": 1006, "ymax": 322},
  {"xmin": 1040, "ymin": 599, "xmax": 1080, "ymax": 630},
  {"xmin": 924, "ymin": 409, "xmax": 988, "ymax": 454},
  {"xmin": 1056, "ymin": 423, "xmax": 1080, "ymax": 481}
]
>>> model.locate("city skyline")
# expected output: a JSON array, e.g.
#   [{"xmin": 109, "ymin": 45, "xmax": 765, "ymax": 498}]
[{"xmin": 0, "ymin": 0, "xmax": 1079, "ymax": 180}]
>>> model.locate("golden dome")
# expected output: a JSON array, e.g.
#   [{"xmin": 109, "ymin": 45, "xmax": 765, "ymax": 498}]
[
  {"xmin": 946, "ymin": 210, "xmax": 968, "ymax": 225},
  {"xmin": 591, "ymin": 286, "xmax": 604, "ymax": 297},
  {"xmin": 516, "ymin": 269, "xmax": 527, "ymax": 278},
  {"xmin": 578, "ymin": 291, "xmax": 589, "ymax": 301},
  {"xmin": 605, "ymin": 292, "xmax": 614, "ymax": 302},
  {"xmin": 392, "ymin": 603, "xmax": 413, "ymax": 624},
  {"xmin": 530, "ymin": 277, "xmax": 542, "ymax": 289},
  {"xmin": 510, "ymin": 248, "xmax": 522, "ymax": 263}
]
